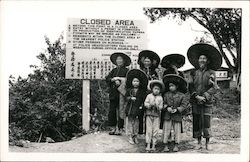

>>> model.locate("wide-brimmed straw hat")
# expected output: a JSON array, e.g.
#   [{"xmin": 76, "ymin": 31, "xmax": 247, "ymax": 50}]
[
  {"xmin": 161, "ymin": 54, "xmax": 185, "ymax": 69},
  {"xmin": 187, "ymin": 43, "xmax": 222, "ymax": 70},
  {"xmin": 138, "ymin": 50, "xmax": 160, "ymax": 69},
  {"xmin": 163, "ymin": 74, "xmax": 187, "ymax": 93},
  {"xmin": 110, "ymin": 52, "xmax": 131, "ymax": 66},
  {"xmin": 126, "ymin": 69, "xmax": 148, "ymax": 89},
  {"xmin": 149, "ymin": 80, "xmax": 165, "ymax": 92}
]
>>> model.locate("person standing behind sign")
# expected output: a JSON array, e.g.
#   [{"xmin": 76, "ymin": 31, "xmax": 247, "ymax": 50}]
[
  {"xmin": 187, "ymin": 43, "xmax": 222, "ymax": 150},
  {"xmin": 106, "ymin": 52, "xmax": 131, "ymax": 135},
  {"xmin": 125, "ymin": 69, "xmax": 148, "ymax": 144},
  {"xmin": 137, "ymin": 50, "xmax": 161, "ymax": 136}
]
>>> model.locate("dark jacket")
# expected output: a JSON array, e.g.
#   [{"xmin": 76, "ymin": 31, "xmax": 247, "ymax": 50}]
[
  {"xmin": 125, "ymin": 88, "xmax": 147, "ymax": 118},
  {"xmin": 163, "ymin": 91, "xmax": 188, "ymax": 122},
  {"xmin": 141, "ymin": 67, "xmax": 159, "ymax": 80},
  {"xmin": 163, "ymin": 68, "xmax": 184, "ymax": 78},
  {"xmin": 105, "ymin": 66, "xmax": 129, "ymax": 100},
  {"xmin": 189, "ymin": 68, "xmax": 217, "ymax": 115}
]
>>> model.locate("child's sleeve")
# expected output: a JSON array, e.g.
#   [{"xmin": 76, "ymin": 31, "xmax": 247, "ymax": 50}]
[
  {"xmin": 163, "ymin": 93, "xmax": 169, "ymax": 109},
  {"xmin": 158, "ymin": 96, "xmax": 164, "ymax": 110},
  {"xmin": 177, "ymin": 94, "xmax": 189, "ymax": 113},
  {"xmin": 144, "ymin": 94, "xmax": 151, "ymax": 108}
]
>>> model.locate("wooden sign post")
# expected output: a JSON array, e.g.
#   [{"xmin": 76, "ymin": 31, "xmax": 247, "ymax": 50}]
[
  {"xmin": 82, "ymin": 80, "xmax": 90, "ymax": 131},
  {"xmin": 66, "ymin": 18, "xmax": 147, "ymax": 132}
]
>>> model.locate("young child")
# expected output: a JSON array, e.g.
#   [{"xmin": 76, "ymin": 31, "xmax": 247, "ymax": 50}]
[
  {"xmin": 144, "ymin": 80, "xmax": 164, "ymax": 152},
  {"xmin": 106, "ymin": 52, "xmax": 131, "ymax": 135},
  {"xmin": 162, "ymin": 74, "xmax": 188, "ymax": 152},
  {"xmin": 160, "ymin": 53, "xmax": 185, "ymax": 130},
  {"xmin": 125, "ymin": 69, "xmax": 148, "ymax": 144}
]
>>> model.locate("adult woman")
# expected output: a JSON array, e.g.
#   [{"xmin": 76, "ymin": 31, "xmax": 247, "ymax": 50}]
[
  {"xmin": 106, "ymin": 52, "xmax": 131, "ymax": 135},
  {"xmin": 138, "ymin": 50, "xmax": 161, "ymax": 81}
]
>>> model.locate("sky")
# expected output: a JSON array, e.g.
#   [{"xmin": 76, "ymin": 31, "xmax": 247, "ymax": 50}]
[{"xmin": 1, "ymin": 1, "xmax": 228, "ymax": 78}]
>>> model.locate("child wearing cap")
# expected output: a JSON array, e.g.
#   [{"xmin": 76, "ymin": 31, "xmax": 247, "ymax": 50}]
[
  {"xmin": 144, "ymin": 80, "xmax": 164, "ymax": 152},
  {"xmin": 106, "ymin": 52, "xmax": 131, "ymax": 135},
  {"xmin": 162, "ymin": 74, "xmax": 189, "ymax": 152},
  {"xmin": 125, "ymin": 69, "xmax": 148, "ymax": 144},
  {"xmin": 138, "ymin": 50, "xmax": 161, "ymax": 136}
]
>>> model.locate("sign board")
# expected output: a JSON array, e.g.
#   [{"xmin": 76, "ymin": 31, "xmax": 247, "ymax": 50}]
[
  {"xmin": 66, "ymin": 18, "xmax": 148, "ymax": 79},
  {"xmin": 215, "ymin": 71, "xmax": 228, "ymax": 78}
]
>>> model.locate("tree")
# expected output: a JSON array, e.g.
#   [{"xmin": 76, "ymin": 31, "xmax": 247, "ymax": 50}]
[
  {"xmin": 9, "ymin": 35, "xmax": 83, "ymax": 143},
  {"xmin": 144, "ymin": 8, "xmax": 241, "ymax": 89}
]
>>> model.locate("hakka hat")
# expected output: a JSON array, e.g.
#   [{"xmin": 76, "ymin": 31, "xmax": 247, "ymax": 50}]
[
  {"xmin": 149, "ymin": 80, "xmax": 165, "ymax": 92},
  {"xmin": 161, "ymin": 54, "xmax": 185, "ymax": 69},
  {"xmin": 126, "ymin": 69, "xmax": 148, "ymax": 89},
  {"xmin": 163, "ymin": 74, "xmax": 187, "ymax": 93},
  {"xmin": 110, "ymin": 52, "xmax": 131, "ymax": 66},
  {"xmin": 138, "ymin": 50, "xmax": 160, "ymax": 69},
  {"xmin": 187, "ymin": 43, "xmax": 222, "ymax": 70}
]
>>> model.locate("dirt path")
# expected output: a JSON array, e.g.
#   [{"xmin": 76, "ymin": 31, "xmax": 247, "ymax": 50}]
[
  {"xmin": 9, "ymin": 131, "xmax": 240, "ymax": 153},
  {"xmin": 9, "ymin": 117, "xmax": 240, "ymax": 153}
]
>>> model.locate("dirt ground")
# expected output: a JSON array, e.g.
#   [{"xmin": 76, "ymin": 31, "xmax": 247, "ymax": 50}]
[{"xmin": 9, "ymin": 117, "xmax": 240, "ymax": 154}]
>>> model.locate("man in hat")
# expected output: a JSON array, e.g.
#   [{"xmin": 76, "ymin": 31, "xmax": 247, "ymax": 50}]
[
  {"xmin": 106, "ymin": 52, "xmax": 131, "ymax": 135},
  {"xmin": 187, "ymin": 43, "xmax": 222, "ymax": 150}
]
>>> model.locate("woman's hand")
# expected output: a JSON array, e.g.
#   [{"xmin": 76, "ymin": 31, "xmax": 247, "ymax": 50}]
[
  {"xmin": 196, "ymin": 95, "xmax": 206, "ymax": 103},
  {"xmin": 171, "ymin": 109, "xmax": 177, "ymax": 113},
  {"xmin": 115, "ymin": 80, "xmax": 121, "ymax": 86},
  {"xmin": 131, "ymin": 97, "xmax": 136, "ymax": 101},
  {"xmin": 167, "ymin": 107, "xmax": 173, "ymax": 113}
]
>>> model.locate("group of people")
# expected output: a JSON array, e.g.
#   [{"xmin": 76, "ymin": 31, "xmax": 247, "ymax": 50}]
[{"xmin": 105, "ymin": 43, "xmax": 222, "ymax": 152}]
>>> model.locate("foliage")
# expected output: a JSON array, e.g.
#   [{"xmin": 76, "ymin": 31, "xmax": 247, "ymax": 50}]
[
  {"xmin": 144, "ymin": 8, "xmax": 241, "ymax": 88},
  {"xmin": 9, "ymin": 35, "xmax": 109, "ymax": 143}
]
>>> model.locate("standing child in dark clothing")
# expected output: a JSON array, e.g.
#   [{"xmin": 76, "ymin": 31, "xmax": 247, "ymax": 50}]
[
  {"xmin": 162, "ymin": 74, "xmax": 188, "ymax": 152},
  {"xmin": 106, "ymin": 52, "xmax": 131, "ymax": 135},
  {"xmin": 160, "ymin": 53, "xmax": 186, "ymax": 129},
  {"xmin": 125, "ymin": 69, "xmax": 148, "ymax": 144}
]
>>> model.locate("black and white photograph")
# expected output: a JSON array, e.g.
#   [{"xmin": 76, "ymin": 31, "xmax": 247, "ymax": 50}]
[{"xmin": 0, "ymin": 0, "xmax": 249, "ymax": 162}]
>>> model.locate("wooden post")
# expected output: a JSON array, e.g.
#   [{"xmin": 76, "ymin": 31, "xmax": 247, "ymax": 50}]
[{"xmin": 82, "ymin": 80, "xmax": 90, "ymax": 131}]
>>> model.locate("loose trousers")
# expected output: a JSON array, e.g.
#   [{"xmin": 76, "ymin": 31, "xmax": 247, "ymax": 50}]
[
  {"xmin": 192, "ymin": 113, "xmax": 211, "ymax": 138},
  {"xmin": 162, "ymin": 120, "xmax": 181, "ymax": 144},
  {"xmin": 127, "ymin": 116, "xmax": 139, "ymax": 137},
  {"xmin": 145, "ymin": 116, "xmax": 160, "ymax": 144}
]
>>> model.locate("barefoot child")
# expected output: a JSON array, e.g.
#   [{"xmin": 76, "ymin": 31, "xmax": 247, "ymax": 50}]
[
  {"xmin": 144, "ymin": 80, "xmax": 164, "ymax": 151},
  {"xmin": 162, "ymin": 74, "xmax": 188, "ymax": 152},
  {"xmin": 125, "ymin": 69, "xmax": 148, "ymax": 144}
]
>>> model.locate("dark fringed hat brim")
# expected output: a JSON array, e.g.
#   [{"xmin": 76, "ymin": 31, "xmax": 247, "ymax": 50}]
[
  {"xmin": 126, "ymin": 69, "xmax": 148, "ymax": 89},
  {"xmin": 110, "ymin": 52, "xmax": 131, "ymax": 66},
  {"xmin": 138, "ymin": 50, "xmax": 160, "ymax": 69},
  {"xmin": 163, "ymin": 74, "xmax": 187, "ymax": 93},
  {"xmin": 187, "ymin": 43, "xmax": 222, "ymax": 70},
  {"xmin": 161, "ymin": 54, "xmax": 185, "ymax": 69}
]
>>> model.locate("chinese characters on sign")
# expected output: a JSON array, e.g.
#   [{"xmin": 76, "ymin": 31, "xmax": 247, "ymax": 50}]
[{"xmin": 66, "ymin": 18, "xmax": 148, "ymax": 79}]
